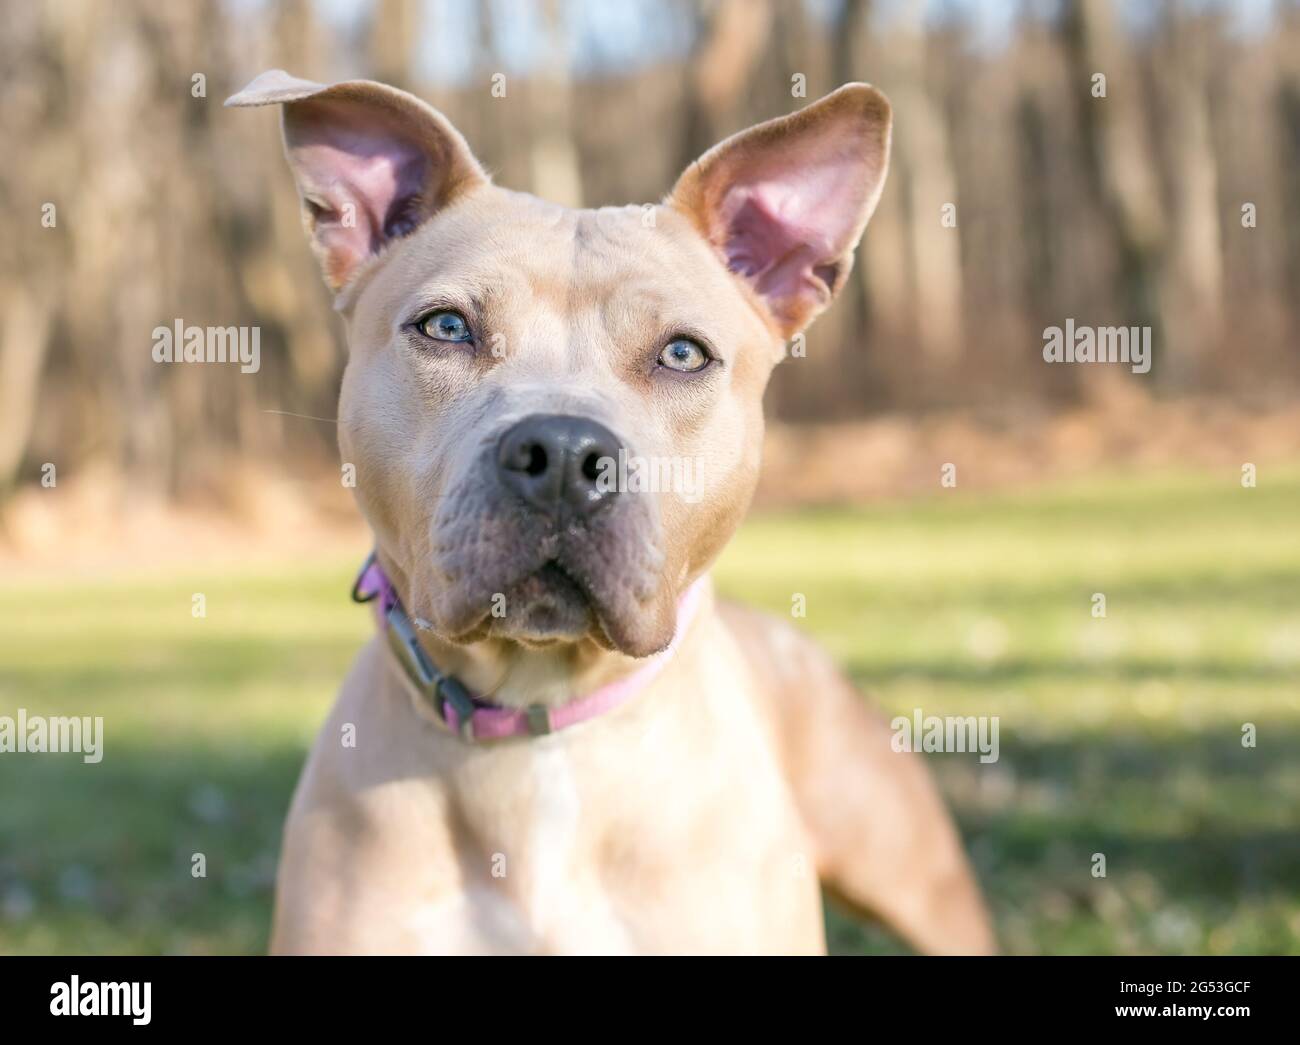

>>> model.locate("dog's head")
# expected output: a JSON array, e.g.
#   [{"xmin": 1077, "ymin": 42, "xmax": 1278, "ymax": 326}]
[{"xmin": 229, "ymin": 71, "xmax": 890, "ymax": 658}]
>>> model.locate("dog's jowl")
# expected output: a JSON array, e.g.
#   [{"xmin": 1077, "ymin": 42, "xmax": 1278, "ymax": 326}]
[{"xmin": 228, "ymin": 69, "xmax": 994, "ymax": 955}]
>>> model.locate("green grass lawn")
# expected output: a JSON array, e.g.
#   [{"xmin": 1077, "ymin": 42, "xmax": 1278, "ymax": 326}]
[{"xmin": 1, "ymin": 466, "xmax": 1297, "ymax": 954}]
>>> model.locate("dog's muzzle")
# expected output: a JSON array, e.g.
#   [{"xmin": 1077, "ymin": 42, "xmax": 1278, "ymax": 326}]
[{"xmin": 353, "ymin": 552, "xmax": 706, "ymax": 742}]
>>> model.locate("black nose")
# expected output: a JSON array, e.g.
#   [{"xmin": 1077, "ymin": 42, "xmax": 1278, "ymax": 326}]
[{"xmin": 496, "ymin": 415, "xmax": 622, "ymax": 517}]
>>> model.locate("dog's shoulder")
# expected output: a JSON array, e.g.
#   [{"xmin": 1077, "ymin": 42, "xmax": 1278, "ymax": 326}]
[
  {"xmin": 715, "ymin": 598, "xmax": 848, "ymax": 694},
  {"xmin": 713, "ymin": 598, "xmax": 869, "ymax": 758}
]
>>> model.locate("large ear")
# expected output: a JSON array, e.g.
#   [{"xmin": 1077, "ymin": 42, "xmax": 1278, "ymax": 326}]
[
  {"xmin": 669, "ymin": 83, "xmax": 891, "ymax": 339},
  {"xmin": 226, "ymin": 70, "xmax": 488, "ymax": 292}
]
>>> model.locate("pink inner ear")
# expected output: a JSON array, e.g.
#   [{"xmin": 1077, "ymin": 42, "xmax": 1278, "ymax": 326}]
[
  {"xmin": 289, "ymin": 104, "xmax": 431, "ymax": 284},
  {"xmin": 717, "ymin": 153, "xmax": 868, "ymax": 327}
]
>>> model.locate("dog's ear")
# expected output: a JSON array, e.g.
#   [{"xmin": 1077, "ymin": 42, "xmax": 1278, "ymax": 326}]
[
  {"xmin": 669, "ymin": 83, "xmax": 891, "ymax": 339},
  {"xmin": 226, "ymin": 70, "xmax": 487, "ymax": 292}
]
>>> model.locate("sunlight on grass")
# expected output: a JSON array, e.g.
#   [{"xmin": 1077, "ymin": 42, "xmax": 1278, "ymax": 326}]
[
  {"xmin": 1, "ymin": 467, "xmax": 1297, "ymax": 954},
  {"xmin": 715, "ymin": 467, "xmax": 1300, "ymax": 955}
]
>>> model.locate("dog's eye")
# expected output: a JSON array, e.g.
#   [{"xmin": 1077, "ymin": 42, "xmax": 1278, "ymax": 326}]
[
  {"xmin": 658, "ymin": 338, "xmax": 710, "ymax": 373},
  {"xmin": 415, "ymin": 309, "xmax": 472, "ymax": 343}
]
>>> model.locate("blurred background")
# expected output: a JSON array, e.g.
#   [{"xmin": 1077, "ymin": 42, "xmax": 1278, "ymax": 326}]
[{"xmin": 0, "ymin": 0, "xmax": 1297, "ymax": 955}]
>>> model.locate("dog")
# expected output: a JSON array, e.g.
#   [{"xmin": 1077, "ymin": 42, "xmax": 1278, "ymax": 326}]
[{"xmin": 227, "ymin": 69, "xmax": 995, "ymax": 955}]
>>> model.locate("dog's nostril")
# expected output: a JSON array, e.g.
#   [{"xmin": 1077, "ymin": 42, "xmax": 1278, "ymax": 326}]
[
  {"xmin": 497, "ymin": 414, "xmax": 624, "ymax": 517},
  {"xmin": 525, "ymin": 444, "xmax": 548, "ymax": 477}
]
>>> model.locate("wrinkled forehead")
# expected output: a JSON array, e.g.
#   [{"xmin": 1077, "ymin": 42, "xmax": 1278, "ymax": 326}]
[{"xmin": 354, "ymin": 190, "xmax": 764, "ymax": 341}]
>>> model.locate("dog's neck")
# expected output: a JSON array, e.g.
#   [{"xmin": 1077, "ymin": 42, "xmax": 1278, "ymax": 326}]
[{"xmin": 417, "ymin": 632, "xmax": 650, "ymax": 710}]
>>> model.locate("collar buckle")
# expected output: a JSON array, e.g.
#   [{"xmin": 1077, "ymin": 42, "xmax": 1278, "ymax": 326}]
[{"xmin": 526, "ymin": 705, "xmax": 553, "ymax": 736}]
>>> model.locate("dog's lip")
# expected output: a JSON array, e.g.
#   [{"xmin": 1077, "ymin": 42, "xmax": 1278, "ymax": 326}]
[
  {"xmin": 496, "ymin": 558, "xmax": 598, "ymax": 637},
  {"xmin": 428, "ymin": 558, "xmax": 601, "ymax": 644},
  {"xmin": 537, "ymin": 560, "xmax": 637, "ymax": 652},
  {"xmin": 554, "ymin": 579, "xmax": 622, "ymax": 652},
  {"xmin": 538, "ymin": 557, "xmax": 592, "ymax": 601},
  {"xmin": 430, "ymin": 568, "xmax": 660, "ymax": 655},
  {"xmin": 538, "ymin": 559, "xmax": 670, "ymax": 655}
]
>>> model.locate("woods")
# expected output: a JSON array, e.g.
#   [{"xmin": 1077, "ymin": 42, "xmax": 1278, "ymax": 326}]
[{"xmin": 2, "ymin": 0, "xmax": 1296, "ymax": 500}]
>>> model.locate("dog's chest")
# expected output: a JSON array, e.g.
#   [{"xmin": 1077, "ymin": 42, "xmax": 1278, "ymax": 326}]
[
  {"xmin": 416, "ymin": 668, "xmax": 823, "ymax": 954},
  {"xmin": 401, "ymin": 742, "xmax": 630, "ymax": 954}
]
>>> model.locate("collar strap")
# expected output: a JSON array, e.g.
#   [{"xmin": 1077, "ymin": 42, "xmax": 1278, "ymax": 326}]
[{"xmin": 352, "ymin": 553, "xmax": 707, "ymax": 743}]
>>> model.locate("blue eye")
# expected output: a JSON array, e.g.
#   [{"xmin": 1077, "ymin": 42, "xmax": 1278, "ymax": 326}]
[
  {"xmin": 416, "ymin": 309, "xmax": 472, "ymax": 342},
  {"xmin": 658, "ymin": 338, "xmax": 710, "ymax": 373}
]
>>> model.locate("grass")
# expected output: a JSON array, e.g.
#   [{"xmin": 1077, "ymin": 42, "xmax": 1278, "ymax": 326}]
[{"xmin": 1, "ymin": 466, "xmax": 1297, "ymax": 954}]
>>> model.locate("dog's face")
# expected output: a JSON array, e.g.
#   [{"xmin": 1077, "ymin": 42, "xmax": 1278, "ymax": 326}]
[
  {"xmin": 337, "ymin": 194, "xmax": 777, "ymax": 657},
  {"xmin": 229, "ymin": 72, "xmax": 890, "ymax": 658}
]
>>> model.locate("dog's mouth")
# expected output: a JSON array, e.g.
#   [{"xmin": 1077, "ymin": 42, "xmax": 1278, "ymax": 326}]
[
  {"xmin": 493, "ymin": 560, "xmax": 598, "ymax": 648},
  {"xmin": 427, "ymin": 543, "xmax": 672, "ymax": 656}
]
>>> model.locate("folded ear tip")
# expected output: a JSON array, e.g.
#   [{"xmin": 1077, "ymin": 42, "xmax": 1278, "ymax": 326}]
[
  {"xmin": 224, "ymin": 69, "xmax": 323, "ymax": 108},
  {"xmin": 829, "ymin": 82, "xmax": 892, "ymax": 126}
]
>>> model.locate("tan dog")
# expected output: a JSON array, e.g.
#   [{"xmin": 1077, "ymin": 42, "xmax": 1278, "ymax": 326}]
[{"xmin": 228, "ymin": 70, "xmax": 994, "ymax": 955}]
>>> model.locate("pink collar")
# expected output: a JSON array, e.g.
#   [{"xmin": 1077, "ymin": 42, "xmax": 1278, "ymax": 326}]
[{"xmin": 352, "ymin": 553, "xmax": 707, "ymax": 742}]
